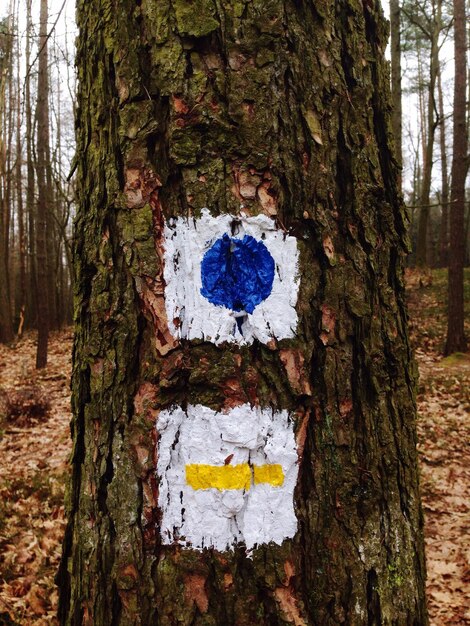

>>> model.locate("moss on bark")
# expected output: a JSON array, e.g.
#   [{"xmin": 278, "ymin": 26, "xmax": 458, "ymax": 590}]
[{"xmin": 58, "ymin": 1, "xmax": 427, "ymax": 624}]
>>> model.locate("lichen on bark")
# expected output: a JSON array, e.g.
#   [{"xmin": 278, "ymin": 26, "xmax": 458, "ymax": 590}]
[{"xmin": 58, "ymin": 0, "xmax": 427, "ymax": 624}]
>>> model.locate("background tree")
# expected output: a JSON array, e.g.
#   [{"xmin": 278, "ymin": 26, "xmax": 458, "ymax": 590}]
[
  {"xmin": 436, "ymin": 60, "xmax": 450, "ymax": 267},
  {"xmin": 445, "ymin": 0, "xmax": 467, "ymax": 354},
  {"xmin": 58, "ymin": 1, "xmax": 427, "ymax": 623},
  {"xmin": 0, "ymin": 12, "xmax": 14, "ymax": 343},
  {"xmin": 25, "ymin": 0, "xmax": 37, "ymax": 331},
  {"xmin": 35, "ymin": 0, "xmax": 51, "ymax": 368},
  {"xmin": 402, "ymin": 0, "xmax": 449, "ymax": 266},
  {"xmin": 15, "ymin": 0, "xmax": 26, "ymax": 337}
]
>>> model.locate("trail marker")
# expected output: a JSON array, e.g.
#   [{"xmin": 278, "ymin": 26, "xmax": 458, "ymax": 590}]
[
  {"xmin": 157, "ymin": 404, "xmax": 299, "ymax": 551},
  {"xmin": 163, "ymin": 210, "xmax": 299, "ymax": 345}
]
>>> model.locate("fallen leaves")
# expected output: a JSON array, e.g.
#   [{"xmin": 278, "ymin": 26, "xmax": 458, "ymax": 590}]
[
  {"xmin": 408, "ymin": 269, "xmax": 470, "ymax": 626},
  {"xmin": 0, "ymin": 330, "xmax": 72, "ymax": 625}
]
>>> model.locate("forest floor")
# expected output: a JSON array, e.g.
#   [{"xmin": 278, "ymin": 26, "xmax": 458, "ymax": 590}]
[
  {"xmin": 0, "ymin": 268, "xmax": 468, "ymax": 625},
  {"xmin": 407, "ymin": 268, "xmax": 470, "ymax": 625}
]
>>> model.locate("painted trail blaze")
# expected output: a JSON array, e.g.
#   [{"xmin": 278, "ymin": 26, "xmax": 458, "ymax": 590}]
[
  {"xmin": 253, "ymin": 463, "xmax": 284, "ymax": 487},
  {"xmin": 157, "ymin": 404, "xmax": 299, "ymax": 551},
  {"xmin": 200, "ymin": 233, "xmax": 275, "ymax": 314},
  {"xmin": 185, "ymin": 463, "xmax": 284, "ymax": 491},
  {"xmin": 163, "ymin": 210, "xmax": 299, "ymax": 345},
  {"xmin": 158, "ymin": 212, "xmax": 300, "ymax": 551}
]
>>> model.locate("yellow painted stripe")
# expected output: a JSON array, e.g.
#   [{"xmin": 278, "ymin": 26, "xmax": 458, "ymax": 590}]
[
  {"xmin": 253, "ymin": 463, "xmax": 284, "ymax": 487},
  {"xmin": 185, "ymin": 463, "xmax": 284, "ymax": 491}
]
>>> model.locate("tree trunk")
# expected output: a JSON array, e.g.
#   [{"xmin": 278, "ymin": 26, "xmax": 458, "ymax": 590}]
[
  {"xmin": 16, "ymin": 0, "xmax": 26, "ymax": 337},
  {"xmin": 0, "ymin": 10, "xmax": 14, "ymax": 343},
  {"xmin": 445, "ymin": 0, "xmax": 467, "ymax": 355},
  {"xmin": 390, "ymin": 0, "xmax": 402, "ymax": 187},
  {"xmin": 415, "ymin": 7, "xmax": 440, "ymax": 267},
  {"xmin": 437, "ymin": 63, "xmax": 449, "ymax": 268},
  {"xmin": 35, "ymin": 0, "xmax": 50, "ymax": 368},
  {"xmin": 0, "ymin": 184, "xmax": 14, "ymax": 342},
  {"xmin": 46, "ymin": 144, "xmax": 58, "ymax": 329},
  {"xmin": 4, "ymin": 15, "xmax": 14, "ymax": 316},
  {"xmin": 25, "ymin": 0, "xmax": 37, "ymax": 330},
  {"xmin": 59, "ymin": 1, "xmax": 427, "ymax": 624}
]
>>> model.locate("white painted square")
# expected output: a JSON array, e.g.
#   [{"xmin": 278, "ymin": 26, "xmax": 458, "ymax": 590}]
[
  {"xmin": 163, "ymin": 210, "xmax": 299, "ymax": 345},
  {"xmin": 156, "ymin": 404, "xmax": 299, "ymax": 552}
]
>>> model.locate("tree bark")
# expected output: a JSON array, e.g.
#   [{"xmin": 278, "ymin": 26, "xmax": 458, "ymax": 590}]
[
  {"xmin": 437, "ymin": 62, "xmax": 449, "ymax": 268},
  {"xmin": 16, "ymin": 0, "xmax": 26, "ymax": 337},
  {"xmin": 0, "ymin": 11, "xmax": 14, "ymax": 343},
  {"xmin": 35, "ymin": 0, "xmax": 50, "ymax": 368},
  {"xmin": 390, "ymin": 0, "xmax": 402, "ymax": 188},
  {"xmin": 415, "ymin": 0, "xmax": 441, "ymax": 267},
  {"xmin": 4, "ymin": 12, "xmax": 15, "ymax": 315},
  {"xmin": 59, "ymin": 1, "xmax": 427, "ymax": 624},
  {"xmin": 25, "ymin": 0, "xmax": 37, "ymax": 330},
  {"xmin": 445, "ymin": 0, "xmax": 467, "ymax": 354}
]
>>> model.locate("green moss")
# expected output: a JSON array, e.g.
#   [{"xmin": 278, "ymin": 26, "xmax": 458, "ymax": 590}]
[
  {"xmin": 151, "ymin": 40, "xmax": 186, "ymax": 94},
  {"xmin": 118, "ymin": 102, "xmax": 157, "ymax": 141},
  {"xmin": 440, "ymin": 352, "xmax": 470, "ymax": 366},
  {"xmin": 174, "ymin": 0, "xmax": 219, "ymax": 37},
  {"xmin": 169, "ymin": 127, "xmax": 202, "ymax": 165},
  {"xmin": 256, "ymin": 48, "xmax": 275, "ymax": 67},
  {"xmin": 387, "ymin": 562, "xmax": 405, "ymax": 588},
  {"xmin": 118, "ymin": 204, "xmax": 160, "ymax": 277}
]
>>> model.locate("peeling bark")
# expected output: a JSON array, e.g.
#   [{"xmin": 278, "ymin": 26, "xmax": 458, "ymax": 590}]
[{"xmin": 59, "ymin": 0, "xmax": 427, "ymax": 624}]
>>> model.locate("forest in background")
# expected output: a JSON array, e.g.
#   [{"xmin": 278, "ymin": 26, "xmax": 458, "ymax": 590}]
[
  {"xmin": 396, "ymin": 0, "xmax": 469, "ymax": 265},
  {"xmin": 0, "ymin": 0, "xmax": 75, "ymax": 364}
]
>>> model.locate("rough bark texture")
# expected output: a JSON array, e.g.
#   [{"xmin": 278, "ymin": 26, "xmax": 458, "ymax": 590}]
[
  {"xmin": 59, "ymin": 1, "xmax": 427, "ymax": 624},
  {"xmin": 389, "ymin": 0, "xmax": 402, "ymax": 188},
  {"xmin": 445, "ymin": 0, "xmax": 467, "ymax": 355},
  {"xmin": 35, "ymin": 0, "xmax": 50, "ymax": 368}
]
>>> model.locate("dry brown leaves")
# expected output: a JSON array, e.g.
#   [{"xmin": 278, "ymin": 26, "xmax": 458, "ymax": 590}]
[
  {"xmin": 0, "ymin": 269, "xmax": 468, "ymax": 625},
  {"xmin": 416, "ymin": 348, "xmax": 470, "ymax": 626},
  {"xmin": 0, "ymin": 331, "xmax": 72, "ymax": 625},
  {"xmin": 407, "ymin": 268, "xmax": 470, "ymax": 626}
]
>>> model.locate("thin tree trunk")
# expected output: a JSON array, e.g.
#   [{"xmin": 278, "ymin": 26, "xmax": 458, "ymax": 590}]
[
  {"xmin": 16, "ymin": 0, "xmax": 26, "ymax": 337},
  {"xmin": 35, "ymin": 0, "xmax": 50, "ymax": 368},
  {"xmin": 445, "ymin": 0, "xmax": 467, "ymax": 354},
  {"xmin": 4, "ymin": 15, "xmax": 14, "ymax": 312},
  {"xmin": 437, "ymin": 63, "xmax": 449, "ymax": 268},
  {"xmin": 0, "ymin": 9, "xmax": 14, "ymax": 343},
  {"xmin": 25, "ymin": 0, "xmax": 37, "ymax": 330},
  {"xmin": 464, "ymin": 203, "xmax": 470, "ymax": 265},
  {"xmin": 59, "ymin": 1, "xmax": 427, "ymax": 624},
  {"xmin": 46, "ymin": 148, "xmax": 58, "ymax": 329},
  {"xmin": 44, "ymin": 37, "xmax": 58, "ymax": 331},
  {"xmin": 52, "ymin": 49, "xmax": 68, "ymax": 329},
  {"xmin": 416, "ymin": 4, "xmax": 441, "ymax": 267}
]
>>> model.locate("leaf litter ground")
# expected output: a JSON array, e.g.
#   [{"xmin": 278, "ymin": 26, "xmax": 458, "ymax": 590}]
[
  {"xmin": 0, "ymin": 269, "xmax": 468, "ymax": 624},
  {"xmin": 0, "ymin": 332, "xmax": 71, "ymax": 624},
  {"xmin": 407, "ymin": 268, "xmax": 470, "ymax": 625}
]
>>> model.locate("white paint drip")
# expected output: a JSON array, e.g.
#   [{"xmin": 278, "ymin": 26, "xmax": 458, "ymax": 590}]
[
  {"xmin": 163, "ymin": 209, "xmax": 300, "ymax": 345},
  {"xmin": 156, "ymin": 404, "xmax": 299, "ymax": 552}
]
